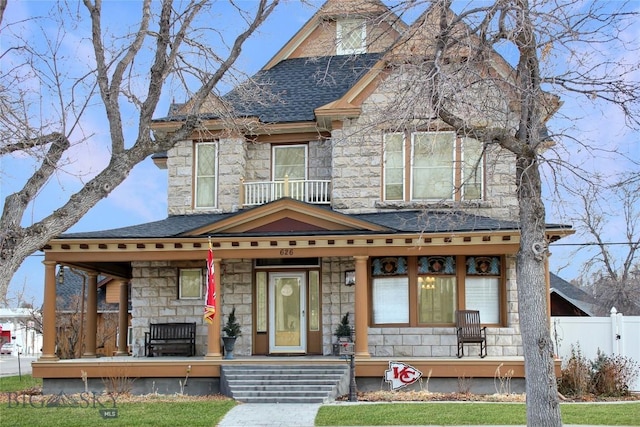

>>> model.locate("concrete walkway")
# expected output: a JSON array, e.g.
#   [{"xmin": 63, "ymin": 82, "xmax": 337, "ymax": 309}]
[{"xmin": 216, "ymin": 402, "xmax": 637, "ymax": 427}]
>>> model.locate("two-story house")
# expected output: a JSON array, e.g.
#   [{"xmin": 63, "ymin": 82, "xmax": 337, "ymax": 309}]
[{"xmin": 33, "ymin": 0, "xmax": 571, "ymax": 396}]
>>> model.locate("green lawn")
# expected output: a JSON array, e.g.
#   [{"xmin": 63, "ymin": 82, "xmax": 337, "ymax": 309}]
[
  {"xmin": 316, "ymin": 402, "xmax": 640, "ymax": 426},
  {"xmin": 2, "ymin": 376, "xmax": 638, "ymax": 426},
  {"xmin": 1, "ymin": 400, "xmax": 236, "ymax": 427},
  {"xmin": 0, "ymin": 374, "xmax": 42, "ymax": 392}
]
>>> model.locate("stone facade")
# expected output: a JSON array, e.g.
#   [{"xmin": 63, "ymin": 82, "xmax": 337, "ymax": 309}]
[{"xmin": 130, "ymin": 255, "xmax": 523, "ymax": 358}]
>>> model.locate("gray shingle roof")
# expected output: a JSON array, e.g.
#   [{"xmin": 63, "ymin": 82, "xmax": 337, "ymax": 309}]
[
  {"xmin": 59, "ymin": 203, "xmax": 564, "ymax": 240},
  {"xmin": 154, "ymin": 54, "xmax": 382, "ymax": 124},
  {"xmin": 550, "ymin": 272, "xmax": 597, "ymax": 316},
  {"xmin": 56, "ymin": 267, "xmax": 127, "ymax": 312}
]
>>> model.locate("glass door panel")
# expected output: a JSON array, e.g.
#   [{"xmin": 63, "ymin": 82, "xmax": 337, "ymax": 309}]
[{"xmin": 269, "ymin": 272, "xmax": 306, "ymax": 353}]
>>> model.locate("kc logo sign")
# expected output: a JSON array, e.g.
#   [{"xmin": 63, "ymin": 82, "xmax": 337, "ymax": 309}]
[{"xmin": 384, "ymin": 361, "xmax": 423, "ymax": 390}]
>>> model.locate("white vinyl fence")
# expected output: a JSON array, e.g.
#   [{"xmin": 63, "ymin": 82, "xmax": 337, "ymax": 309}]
[{"xmin": 552, "ymin": 308, "xmax": 640, "ymax": 392}]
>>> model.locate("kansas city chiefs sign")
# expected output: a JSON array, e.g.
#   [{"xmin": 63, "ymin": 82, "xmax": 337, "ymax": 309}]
[{"xmin": 384, "ymin": 361, "xmax": 423, "ymax": 390}]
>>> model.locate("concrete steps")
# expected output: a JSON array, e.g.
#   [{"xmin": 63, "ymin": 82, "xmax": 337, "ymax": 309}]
[{"xmin": 220, "ymin": 364, "xmax": 350, "ymax": 403}]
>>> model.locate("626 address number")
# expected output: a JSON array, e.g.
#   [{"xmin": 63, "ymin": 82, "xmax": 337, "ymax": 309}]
[{"xmin": 279, "ymin": 249, "xmax": 294, "ymax": 256}]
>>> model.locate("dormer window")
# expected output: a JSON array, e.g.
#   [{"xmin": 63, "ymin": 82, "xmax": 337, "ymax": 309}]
[{"xmin": 337, "ymin": 19, "xmax": 366, "ymax": 55}]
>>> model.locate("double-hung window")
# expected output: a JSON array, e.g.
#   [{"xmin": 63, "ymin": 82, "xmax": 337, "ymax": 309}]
[
  {"xmin": 383, "ymin": 131, "xmax": 484, "ymax": 202},
  {"xmin": 194, "ymin": 142, "xmax": 218, "ymax": 208}
]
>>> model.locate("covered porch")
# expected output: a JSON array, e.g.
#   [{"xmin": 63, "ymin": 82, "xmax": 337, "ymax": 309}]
[{"xmin": 32, "ymin": 354, "xmax": 548, "ymax": 396}]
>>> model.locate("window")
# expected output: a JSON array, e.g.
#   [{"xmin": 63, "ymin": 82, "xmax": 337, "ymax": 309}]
[
  {"xmin": 179, "ymin": 268, "xmax": 203, "ymax": 299},
  {"xmin": 383, "ymin": 133, "xmax": 404, "ymax": 200},
  {"xmin": 465, "ymin": 256, "xmax": 501, "ymax": 323},
  {"xmin": 337, "ymin": 19, "xmax": 366, "ymax": 55},
  {"xmin": 461, "ymin": 137, "xmax": 484, "ymax": 200},
  {"xmin": 371, "ymin": 257, "xmax": 409, "ymax": 324},
  {"xmin": 195, "ymin": 142, "xmax": 217, "ymax": 208},
  {"xmin": 273, "ymin": 144, "xmax": 308, "ymax": 200},
  {"xmin": 273, "ymin": 145, "xmax": 307, "ymax": 181},
  {"xmin": 370, "ymin": 256, "xmax": 503, "ymax": 326},
  {"xmin": 412, "ymin": 132, "xmax": 455, "ymax": 200},
  {"xmin": 383, "ymin": 131, "xmax": 484, "ymax": 202},
  {"xmin": 373, "ymin": 277, "xmax": 409, "ymax": 323},
  {"xmin": 417, "ymin": 256, "xmax": 456, "ymax": 324}
]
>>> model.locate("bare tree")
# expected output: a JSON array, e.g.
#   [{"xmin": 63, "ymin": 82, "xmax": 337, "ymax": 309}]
[
  {"xmin": 0, "ymin": 0, "xmax": 280, "ymax": 303},
  {"xmin": 561, "ymin": 174, "xmax": 640, "ymax": 315},
  {"xmin": 357, "ymin": 1, "xmax": 639, "ymax": 425}
]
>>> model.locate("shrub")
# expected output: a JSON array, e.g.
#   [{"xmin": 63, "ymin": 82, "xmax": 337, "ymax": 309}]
[
  {"xmin": 558, "ymin": 344, "xmax": 639, "ymax": 398},
  {"xmin": 590, "ymin": 350, "xmax": 639, "ymax": 397},
  {"xmin": 558, "ymin": 345, "xmax": 591, "ymax": 397}
]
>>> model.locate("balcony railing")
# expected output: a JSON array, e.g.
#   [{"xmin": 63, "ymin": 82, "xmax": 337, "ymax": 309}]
[{"xmin": 240, "ymin": 177, "xmax": 331, "ymax": 207}]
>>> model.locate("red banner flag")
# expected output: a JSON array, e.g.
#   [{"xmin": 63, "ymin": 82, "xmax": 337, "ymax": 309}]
[{"xmin": 204, "ymin": 241, "xmax": 216, "ymax": 324}]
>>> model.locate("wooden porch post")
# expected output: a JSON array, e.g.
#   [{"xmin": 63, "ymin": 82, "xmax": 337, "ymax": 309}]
[
  {"xmin": 205, "ymin": 258, "xmax": 222, "ymax": 358},
  {"xmin": 83, "ymin": 271, "xmax": 98, "ymax": 358},
  {"xmin": 354, "ymin": 255, "xmax": 370, "ymax": 358},
  {"xmin": 40, "ymin": 261, "xmax": 59, "ymax": 360},
  {"xmin": 115, "ymin": 280, "xmax": 130, "ymax": 356}
]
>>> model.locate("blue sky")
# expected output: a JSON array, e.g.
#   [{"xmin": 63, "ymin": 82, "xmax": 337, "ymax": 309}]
[{"xmin": 2, "ymin": 1, "xmax": 638, "ymax": 307}]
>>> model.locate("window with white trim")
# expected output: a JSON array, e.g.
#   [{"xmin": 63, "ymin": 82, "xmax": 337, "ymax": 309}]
[
  {"xmin": 383, "ymin": 131, "xmax": 484, "ymax": 202},
  {"xmin": 194, "ymin": 142, "xmax": 218, "ymax": 208},
  {"xmin": 179, "ymin": 268, "xmax": 203, "ymax": 299},
  {"xmin": 337, "ymin": 19, "xmax": 366, "ymax": 55}
]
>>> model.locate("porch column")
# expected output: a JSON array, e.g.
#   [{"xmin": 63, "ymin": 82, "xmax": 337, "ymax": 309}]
[
  {"xmin": 115, "ymin": 280, "xmax": 130, "ymax": 356},
  {"xmin": 40, "ymin": 261, "xmax": 59, "ymax": 360},
  {"xmin": 354, "ymin": 255, "xmax": 370, "ymax": 358},
  {"xmin": 83, "ymin": 271, "xmax": 98, "ymax": 358},
  {"xmin": 205, "ymin": 258, "xmax": 222, "ymax": 358}
]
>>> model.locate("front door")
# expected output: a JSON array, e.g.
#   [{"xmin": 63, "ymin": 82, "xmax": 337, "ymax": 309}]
[{"xmin": 269, "ymin": 272, "xmax": 306, "ymax": 353}]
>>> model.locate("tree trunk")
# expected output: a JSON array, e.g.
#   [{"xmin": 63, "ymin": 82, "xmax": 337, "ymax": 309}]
[{"xmin": 516, "ymin": 153, "xmax": 563, "ymax": 426}]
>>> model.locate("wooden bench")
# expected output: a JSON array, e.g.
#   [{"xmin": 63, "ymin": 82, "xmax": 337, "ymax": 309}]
[
  {"xmin": 455, "ymin": 310, "xmax": 487, "ymax": 358},
  {"xmin": 145, "ymin": 322, "xmax": 196, "ymax": 357}
]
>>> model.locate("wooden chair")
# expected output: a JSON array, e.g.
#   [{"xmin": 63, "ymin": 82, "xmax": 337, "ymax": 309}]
[{"xmin": 455, "ymin": 310, "xmax": 487, "ymax": 358}]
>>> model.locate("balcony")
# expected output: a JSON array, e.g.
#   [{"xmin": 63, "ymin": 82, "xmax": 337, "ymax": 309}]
[{"xmin": 240, "ymin": 177, "xmax": 331, "ymax": 207}]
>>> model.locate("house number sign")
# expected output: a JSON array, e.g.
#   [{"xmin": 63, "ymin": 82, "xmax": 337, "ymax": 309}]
[
  {"xmin": 384, "ymin": 361, "xmax": 423, "ymax": 390},
  {"xmin": 280, "ymin": 249, "xmax": 294, "ymax": 256}
]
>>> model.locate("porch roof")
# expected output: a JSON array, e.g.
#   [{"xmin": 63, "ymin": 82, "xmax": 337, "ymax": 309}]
[{"xmin": 57, "ymin": 203, "xmax": 565, "ymax": 240}]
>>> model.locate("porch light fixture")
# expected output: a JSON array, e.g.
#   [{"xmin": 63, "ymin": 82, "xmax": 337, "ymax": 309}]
[{"xmin": 345, "ymin": 270, "xmax": 355, "ymax": 287}]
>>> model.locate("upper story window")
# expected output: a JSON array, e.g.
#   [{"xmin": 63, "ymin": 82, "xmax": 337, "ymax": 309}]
[
  {"xmin": 337, "ymin": 19, "xmax": 366, "ymax": 55},
  {"xmin": 272, "ymin": 144, "xmax": 308, "ymax": 181},
  {"xmin": 383, "ymin": 131, "xmax": 484, "ymax": 202},
  {"xmin": 195, "ymin": 142, "xmax": 218, "ymax": 208}
]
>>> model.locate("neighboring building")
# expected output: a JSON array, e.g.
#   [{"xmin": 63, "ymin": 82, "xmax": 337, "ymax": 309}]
[
  {"xmin": 34, "ymin": 0, "xmax": 572, "ymax": 394},
  {"xmin": 55, "ymin": 267, "xmax": 132, "ymax": 358},
  {"xmin": 550, "ymin": 273, "xmax": 597, "ymax": 317},
  {"xmin": 0, "ymin": 308, "xmax": 42, "ymax": 357}
]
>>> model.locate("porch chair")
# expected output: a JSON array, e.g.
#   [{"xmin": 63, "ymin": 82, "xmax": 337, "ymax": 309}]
[{"xmin": 455, "ymin": 310, "xmax": 487, "ymax": 358}]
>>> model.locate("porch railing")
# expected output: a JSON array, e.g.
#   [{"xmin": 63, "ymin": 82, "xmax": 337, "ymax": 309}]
[{"xmin": 240, "ymin": 176, "xmax": 331, "ymax": 207}]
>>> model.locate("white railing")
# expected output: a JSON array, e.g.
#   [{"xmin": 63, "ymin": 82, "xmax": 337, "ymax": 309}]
[{"xmin": 241, "ymin": 177, "xmax": 331, "ymax": 207}]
